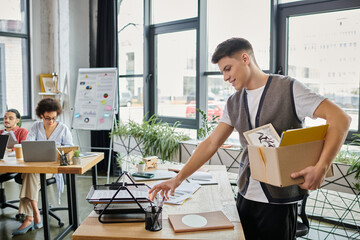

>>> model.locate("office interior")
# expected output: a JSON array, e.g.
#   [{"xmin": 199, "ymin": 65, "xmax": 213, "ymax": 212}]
[{"xmin": 1, "ymin": 0, "xmax": 360, "ymax": 239}]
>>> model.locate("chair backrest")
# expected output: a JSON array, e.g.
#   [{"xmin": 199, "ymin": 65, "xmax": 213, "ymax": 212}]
[{"xmin": 296, "ymin": 194, "xmax": 310, "ymax": 237}]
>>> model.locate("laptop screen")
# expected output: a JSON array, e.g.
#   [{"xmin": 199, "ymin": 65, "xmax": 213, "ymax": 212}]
[
  {"xmin": 22, "ymin": 141, "xmax": 57, "ymax": 162},
  {"xmin": 0, "ymin": 135, "xmax": 9, "ymax": 159}
]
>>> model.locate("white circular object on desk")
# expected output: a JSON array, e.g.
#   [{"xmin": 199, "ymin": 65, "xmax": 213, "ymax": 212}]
[{"xmin": 181, "ymin": 214, "xmax": 207, "ymax": 228}]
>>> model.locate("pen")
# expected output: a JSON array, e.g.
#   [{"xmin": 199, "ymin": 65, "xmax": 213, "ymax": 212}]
[
  {"xmin": 152, "ymin": 196, "xmax": 165, "ymax": 228},
  {"xmin": 56, "ymin": 148, "xmax": 62, "ymax": 155}
]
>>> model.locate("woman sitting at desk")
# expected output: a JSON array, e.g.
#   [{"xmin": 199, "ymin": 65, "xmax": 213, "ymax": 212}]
[{"xmin": 13, "ymin": 98, "xmax": 73, "ymax": 236}]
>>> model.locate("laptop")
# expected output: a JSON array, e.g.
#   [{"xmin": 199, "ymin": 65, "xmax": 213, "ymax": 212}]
[
  {"xmin": 22, "ymin": 140, "xmax": 58, "ymax": 162},
  {"xmin": 2, "ymin": 131, "xmax": 18, "ymax": 148},
  {"xmin": 0, "ymin": 135, "xmax": 9, "ymax": 159}
]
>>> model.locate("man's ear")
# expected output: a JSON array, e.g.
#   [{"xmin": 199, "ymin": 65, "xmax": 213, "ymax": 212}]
[{"xmin": 241, "ymin": 53, "xmax": 250, "ymax": 64}]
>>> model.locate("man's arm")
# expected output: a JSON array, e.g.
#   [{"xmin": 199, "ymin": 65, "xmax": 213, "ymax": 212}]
[
  {"xmin": 149, "ymin": 122, "xmax": 234, "ymax": 200},
  {"xmin": 291, "ymin": 99, "xmax": 351, "ymax": 190}
]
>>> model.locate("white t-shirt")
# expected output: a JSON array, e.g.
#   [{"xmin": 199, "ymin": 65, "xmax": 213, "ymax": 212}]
[{"xmin": 219, "ymin": 79, "xmax": 326, "ymax": 203}]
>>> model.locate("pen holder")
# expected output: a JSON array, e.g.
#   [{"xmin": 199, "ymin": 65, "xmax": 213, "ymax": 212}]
[
  {"xmin": 60, "ymin": 153, "xmax": 69, "ymax": 166},
  {"xmin": 145, "ymin": 206, "xmax": 162, "ymax": 231}
]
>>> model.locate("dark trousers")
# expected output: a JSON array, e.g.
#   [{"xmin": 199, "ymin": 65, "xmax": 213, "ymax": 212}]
[{"xmin": 236, "ymin": 193, "xmax": 297, "ymax": 240}]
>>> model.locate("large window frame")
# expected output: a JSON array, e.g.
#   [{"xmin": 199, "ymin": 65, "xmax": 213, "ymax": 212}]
[
  {"xmin": 117, "ymin": 0, "xmax": 360, "ymax": 140},
  {"xmin": 0, "ymin": 0, "xmax": 31, "ymax": 120},
  {"xmin": 277, "ymin": 0, "xmax": 360, "ymax": 142},
  {"xmin": 144, "ymin": 0, "xmax": 274, "ymax": 131},
  {"xmin": 144, "ymin": 0, "xmax": 207, "ymax": 129}
]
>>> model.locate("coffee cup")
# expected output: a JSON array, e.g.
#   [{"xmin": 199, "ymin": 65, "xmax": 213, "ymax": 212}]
[{"xmin": 14, "ymin": 144, "xmax": 23, "ymax": 159}]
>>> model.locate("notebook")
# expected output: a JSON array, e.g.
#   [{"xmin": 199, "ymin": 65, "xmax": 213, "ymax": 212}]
[
  {"xmin": 279, "ymin": 124, "xmax": 329, "ymax": 147},
  {"xmin": 0, "ymin": 135, "xmax": 9, "ymax": 159},
  {"xmin": 22, "ymin": 141, "xmax": 58, "ymax": 162},
  {"xmin": 168, "ymin": 211, "xmax": 234, "ymax": 233}
]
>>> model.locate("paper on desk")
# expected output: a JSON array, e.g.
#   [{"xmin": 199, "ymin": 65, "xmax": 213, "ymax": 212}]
[
  {"xmin": 189, "ymin": 171, "xmax": 213, "ymax": 180},
  {"xmin": 187, "ymin": 178, "xmax": 218, "ymax": 185},
  {"xmin": 151, "ymin": 180, "xmax": 201, "ymax": 205},
  {"xmin": 91, "ymin": 189, "xmax": 148, "ymax": 199},
  {"xmin": 8, "ymin": 152, "xmax": 16, "ymax": 157},
  {"xmin": 187, "ymin": 172, "xmax": 218, "ymax": 185}
]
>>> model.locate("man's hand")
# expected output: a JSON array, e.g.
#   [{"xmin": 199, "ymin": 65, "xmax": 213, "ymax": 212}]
[
  {"xmin": 291, "ymin": 165, "xmax": 326, "ymax": 190},
  {"xmin": 148, "ymin": 177, "xmax": 182, "ymax": 201}
]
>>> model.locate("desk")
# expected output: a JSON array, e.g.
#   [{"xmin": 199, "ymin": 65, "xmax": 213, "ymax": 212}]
[
  {"xmin": 0, "ymin": 152, "xmax": 104, "ymax": 240},
  {"xmin": 72, "ymin": 165, "xmax": 244, "ymax": 240}
]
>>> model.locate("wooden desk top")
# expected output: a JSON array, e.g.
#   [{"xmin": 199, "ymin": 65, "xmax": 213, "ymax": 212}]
[
  {"xmin": 72, "ymin": 165, "xmax": 244, "ymax": 240},
  {"xmin": 0, "ymin": 152, "xmax": 104, "ymax": 174}
]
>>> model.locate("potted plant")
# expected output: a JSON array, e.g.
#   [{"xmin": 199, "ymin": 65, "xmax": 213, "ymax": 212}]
[
  {"xmin": 110, "ymin": 114, "xmax": 191, "ymax": 162},
  {"xmin": 197, "ymin": 108, "xmax": 219, "ymax": 139},
  {"xmin": 322, "ymin": 136, "xmax": 360, "ymax": 195},
  {"xmin": 137, "ymin": 160, "xmax": 146, "ymax": 172},
  {"xmin": 346, "ymin": 133, "xmax": 360, "ymax": 191}
]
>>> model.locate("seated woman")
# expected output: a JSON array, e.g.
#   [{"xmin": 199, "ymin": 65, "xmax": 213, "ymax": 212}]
[{"xmin": 12, "ymin": 98, "xmax": 73, "ymax": 236}]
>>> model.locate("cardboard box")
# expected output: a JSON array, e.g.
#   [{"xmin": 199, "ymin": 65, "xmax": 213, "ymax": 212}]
[
  {"xmin": 142, "ymin": 156, "xmax": 158, "ymax": 170},
  {"xmin": 248, "ymin": 140, "xmax": 334, "ymax": 187}
]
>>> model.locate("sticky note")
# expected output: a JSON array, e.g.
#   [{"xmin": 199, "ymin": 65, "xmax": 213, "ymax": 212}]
[
  {"xmin": 105, "ymin": 105, "xmax": 112, "ymax": 111},
  {"xmin": 85, "ymin": 75, "xmax": 88, "ymax": 78},
  {"xmin": 99, "ymin": 118, "xmax": 104, "ymax": 124},
  {"xmin": 101, "ymin": 100, "xmax": 106, "ymax": 105},
  {"xmin": 104, "ymin": 113, "xmax": 110, "ymax": 118},
  {"xmin": 97, "ymin": 82, "xmax": 100, "ymax": 86},
  {"xmin": 75, "ymin": 113, "xmax": 80, "ymax": 118}
]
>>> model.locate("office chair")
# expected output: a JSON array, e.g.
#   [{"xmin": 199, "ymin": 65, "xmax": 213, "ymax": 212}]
[
  {"xmin": 14, "ymin": 173, "xmax": 66, "ymax": 227},
  {"xmin": 0, "ymin": 173, "xmax": 20, "ymax": 211},
  {"xmin": 296, "ymin": 194, "xmax": 310, "ymax": 237}
]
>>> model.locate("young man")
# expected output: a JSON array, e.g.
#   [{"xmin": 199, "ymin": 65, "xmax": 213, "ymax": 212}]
[
  {"xmin": 0, "ymin": 109, "xmax": 28, "ymax": 151},
  {"xmin": 149, "ymin": 38, "xmax": 351, "ymax": 239}
]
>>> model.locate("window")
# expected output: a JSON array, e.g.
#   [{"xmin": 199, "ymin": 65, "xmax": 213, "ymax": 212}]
[
  {"xmin": 0, "ymin": 0, "xmax": 30, "ymax": 119},
  {"xmin": 151, "ymin": 0, "xmax": 197, "ymax": 24},
  {"xmin": 156, "ymin": 29, "xmax": 197, "ymax": 119},
  {"xmin": 278, "ymin": 0, "xmax": 360, "ymax": 140},
  {"xmin": 207, "ymin": 0, "xmax": 271, "ymax": 71},
  {"xmin": 118, "ymin": 0, "xmax": 144, "ymax": 123}
]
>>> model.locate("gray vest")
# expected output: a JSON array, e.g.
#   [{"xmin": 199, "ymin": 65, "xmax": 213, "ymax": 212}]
[{"xmin": 227, "ymin": 74, "xmax": 308, "ymax": 203}]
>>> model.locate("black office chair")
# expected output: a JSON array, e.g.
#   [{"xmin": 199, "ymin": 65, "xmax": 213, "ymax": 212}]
[
  {"xmin": 296, "ymin": 194, "xmax": 310, "ymax": 238},
  {"xmin": 14, "ymin": 173, "xmax": 66, "ymax": 227},
  {"xmin": 0, "ymin": 173, "xmax": 20, "ymax": 211}
]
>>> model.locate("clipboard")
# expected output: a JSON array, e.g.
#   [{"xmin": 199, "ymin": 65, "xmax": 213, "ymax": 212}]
[{"xmin": 279, "ymin": 124, "xmax": 329, "ymax": 147}]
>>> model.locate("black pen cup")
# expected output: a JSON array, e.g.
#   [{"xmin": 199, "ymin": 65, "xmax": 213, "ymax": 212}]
[{"xmin": 145, "ymin": 206, "xmax": 162, "ymax": 231}]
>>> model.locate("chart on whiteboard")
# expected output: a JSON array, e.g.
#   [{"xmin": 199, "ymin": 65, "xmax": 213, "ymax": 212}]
[{"xmin": 72, "ymin": 68, "xmax": 118, "ymax": 130}]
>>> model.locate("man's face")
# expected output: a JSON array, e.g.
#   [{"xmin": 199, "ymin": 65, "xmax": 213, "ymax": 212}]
[
  {"xmin": 4, "ymin": 112, "xmax": 19, "ymax": 130},
  {"xmin": 217, "ymin": 53, "xmax": 251, "ymax": 91}
]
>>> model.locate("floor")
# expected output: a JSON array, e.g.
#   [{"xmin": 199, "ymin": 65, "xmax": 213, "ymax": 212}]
[
  {"xmin": 1, "ymin": 171, "xmax": 359, "ymax": 240},
  {"xmin": 0, "ymin": 172, "xmax": 110, "ymax": 240}
]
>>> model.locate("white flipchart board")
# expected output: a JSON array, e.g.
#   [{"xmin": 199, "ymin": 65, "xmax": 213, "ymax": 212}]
[{"xmin": 72, "ymin": 68, "xmax": 118, "ymax": 130}]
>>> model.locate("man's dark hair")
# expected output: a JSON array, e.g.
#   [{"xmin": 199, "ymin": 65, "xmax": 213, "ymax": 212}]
[
  {"xmin": 211, "ymin": 37, "xmax": 255, "ymax": 64},
  {"xmin": 7, "ymin": 109, "xmax": 21, "ymax": 119},
  {"xmin": 35, "ymin": 98, "xmax": 62, "ymax": 118}
]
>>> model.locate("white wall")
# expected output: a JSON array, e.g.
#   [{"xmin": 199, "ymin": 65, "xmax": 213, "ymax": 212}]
[
  {"xmin": 69, "ymin": 0, "xmax": 91, "ymax": 149},
  {"xmin": 27, "ymin": 0, "xmax": 91, "ymax": 149}
]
